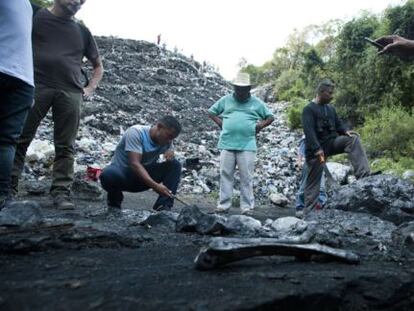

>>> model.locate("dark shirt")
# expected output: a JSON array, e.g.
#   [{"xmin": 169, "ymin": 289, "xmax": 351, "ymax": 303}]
[
  {"xmin": 302, "ymin": 101, "xmax": 347, "ymax": 158},
  {"xmin": 32, "ymin": 9, "xmax": 99, "ymax": 92}
]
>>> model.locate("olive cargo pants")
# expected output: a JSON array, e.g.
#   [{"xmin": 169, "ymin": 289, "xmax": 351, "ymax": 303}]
[{"xmin": 12, "ymin": 84, "xmax": 82, "ymax": 196}]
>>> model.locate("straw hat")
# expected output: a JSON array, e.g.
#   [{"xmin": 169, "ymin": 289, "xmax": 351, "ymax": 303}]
[{"xmin": 231, "ymin": 72, "xmax": 251, "ymax": 87}]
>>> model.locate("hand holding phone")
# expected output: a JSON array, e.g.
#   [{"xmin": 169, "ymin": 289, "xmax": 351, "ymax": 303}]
[{"xmin": 364, "ymin": 37, "xmax": 384, "ymax": 50}]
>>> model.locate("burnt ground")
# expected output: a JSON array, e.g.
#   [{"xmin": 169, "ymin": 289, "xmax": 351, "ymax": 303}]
[{"xmin": 1, "ymin": 191, "xmax": 414, "ymax": 311}]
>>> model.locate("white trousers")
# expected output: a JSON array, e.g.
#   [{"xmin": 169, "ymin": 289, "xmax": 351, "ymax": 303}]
[{"xmin": 218, "ymin": 150, "xmax": 256, "ymax": 211}]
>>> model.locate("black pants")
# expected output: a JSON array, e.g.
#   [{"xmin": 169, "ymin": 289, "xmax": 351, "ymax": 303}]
[
  {"xmin": 0, "ymin": 72, "xmax": 34, "ymax": 197},
  {"xmin": 100, "ymin": 160, "xmax": 182, "ymax": 208},
  {"xmin": 304, "ymin": 135, "xmax": 370, "ymax": 209}
]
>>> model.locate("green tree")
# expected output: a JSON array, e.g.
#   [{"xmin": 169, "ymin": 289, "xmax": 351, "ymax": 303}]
[{"xmin": 31, "ymin": 0, "xmax": 53, "ymax": 7}]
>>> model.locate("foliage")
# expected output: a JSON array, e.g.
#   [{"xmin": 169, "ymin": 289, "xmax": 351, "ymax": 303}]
[
  {"xmin": 371, "ymin": 157, "xmax": 414, "ymax": 180},
  {"xmin": 286, "ymin": 98, "xmax": 308, "ymax": 129},
  {"xmin": 240, "ymin": 1, "xmax": 414, "ymax": 161},
  {"xmin": 31, "ymin": 0, "xmax": 53, "ymax": 7},
  {"xmin": 274, "ymin": 69, "xmax": 305, "ymax": 101},
  {"xmin": 360, "ymin": 106, "xmax": 414, "ymax": 158}
]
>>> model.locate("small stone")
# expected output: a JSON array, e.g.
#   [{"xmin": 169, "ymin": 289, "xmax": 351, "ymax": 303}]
[{"xmin": 269, "ymin": 193, "xmax": 289, "ymax": 207}]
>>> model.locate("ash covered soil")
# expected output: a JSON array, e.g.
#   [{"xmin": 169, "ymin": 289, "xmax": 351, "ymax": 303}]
[
  {"xmin": 1, "ymin": 37, "xmax": 414, "ymax": 310},
  {"xmin": 1, "ymin": 190, "xmax": 414, "ymax": 311}
]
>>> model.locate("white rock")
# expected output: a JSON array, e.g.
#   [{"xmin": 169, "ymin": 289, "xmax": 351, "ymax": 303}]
[
  {"xmin": 225, "ymin": 215, "xmax": 262, "ymax": 233},
  {"xmin": 77, "ymin": 137, "xmax": 96, "ymax": 150},
  {"xmin": 26, "ymin": 139, "xmax": 54, "ymax": 163},
  {"xmin": 326, "ymin": 162, "xmax": 351, "ymax": 184},
  {"xmin": 269, "ymin": 192, "xmax": 289, "ymax": 207},
  {"xmin": 270, "ymin": 216, "xmax": 307, "ymax": 233}
]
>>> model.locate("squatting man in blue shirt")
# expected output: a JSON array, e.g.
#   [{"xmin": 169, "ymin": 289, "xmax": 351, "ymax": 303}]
[
  {"xmin": 100, "ymin": 116, "xmax": 182, "ymax": 211},
  {"xmin": 208, "ymin": 72, "xmax": 274, "ymax": 215}
]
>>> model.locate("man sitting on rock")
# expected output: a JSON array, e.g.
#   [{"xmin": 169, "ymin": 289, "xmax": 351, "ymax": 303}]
[
  {"xmin": 302, "ymin": 79, "xmax": 371, "ymax": 211},
  {"xmin": 99, "ymin": 116, "xmax": 182, "ymax": 211},
  {"xmin": 208, "ymin": 72, "xmax": 274, "ymax": 215}
]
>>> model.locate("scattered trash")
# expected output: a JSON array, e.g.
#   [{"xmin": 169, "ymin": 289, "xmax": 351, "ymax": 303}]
[{"xmin": 86, "ymin": 166, "xmax": 103, "ymax": 182}]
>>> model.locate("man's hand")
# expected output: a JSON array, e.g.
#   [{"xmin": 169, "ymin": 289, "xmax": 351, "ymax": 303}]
[
  {"xmin": 376, "ymin": 35, "xmax": 414, "ymax": 58},
  {"xmin": 345, "ymin": 130, "xmax": 359, "ymax": 137},
  {"xmin": 83, "ymin": 86, "xmax": 95, "ymax": 99},
  {"xmin": 153, "ymin": 183, "xmax": 173, "ymax": 198},
  {"xmin": 208, "ymin": 114, "xmax": 222, "ymax": 129},
  {"xmin": 255, "ymin": 122, "xmax": 264, "ymax": 133},
  {"xmin": 315, "ymin": 149, "xmax": 325, "ymax": 163},
  {"xmin": 164, "ymin": 150, "xmax": 175, "ymax": 161},
  {"xmin": 256, "ymin": 117, "xmax": 274, "ymax": 134}
]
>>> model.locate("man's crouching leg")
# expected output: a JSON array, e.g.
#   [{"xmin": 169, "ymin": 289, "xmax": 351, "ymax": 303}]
[
  {"xmin": 151, "ymin": 159, "xmax": 182, "ymax": 210},
  {"xmin": 99, "ymin": 165, "xmax": 125, "ymax": 208}
]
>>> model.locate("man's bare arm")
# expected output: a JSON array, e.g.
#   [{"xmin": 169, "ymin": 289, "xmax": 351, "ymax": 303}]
[
  {"xmin": 208, "ymin": 114, "xmax": 223, "ymax": 129},
  {"xmin": 83, "ymin": 56, "xmax": 104, "ymax": 97},
  {"xmin": 376, "ymin": 35, "xmax": 414, "ymax": 58},
  {"xmin": 128, "ymin": 152, "xmax": 172, "ymax": 197},
  {"xmin": 256, "ymin": 116, "xmax": 274, "ymax": 133}
]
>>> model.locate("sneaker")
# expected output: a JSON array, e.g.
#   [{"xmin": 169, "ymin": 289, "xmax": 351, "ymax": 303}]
[
  {"xmin": 241, "ymin": 209, "xmax": 253, "ymax": 216},
  {"xmin": 53, "ymin": 195, "xmax": 75, "ymax": 210},
  {"xmin": 214, "ymin": 207, "xmax": 229, "ymax": 214},
  {"xmin": 153, "ymin": 204, "xmax": 172, "ymax": 212}
]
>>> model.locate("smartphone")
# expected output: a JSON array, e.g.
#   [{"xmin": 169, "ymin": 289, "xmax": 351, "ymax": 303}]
[{"xmin": 364, "ymin": 37, "xmax": 384, "ymax": 50}]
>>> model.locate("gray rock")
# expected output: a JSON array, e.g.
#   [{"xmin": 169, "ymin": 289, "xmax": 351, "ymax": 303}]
[
  {"xmin": 269, "ymin": 192, "xmax": 289, "ymax": 206},
  {"xmin": 141, "ymin": 211, "xmax": 178, "ymax": 229},
  {"xmin": 392, "ymin": 221, "xmax": 414, "ymax": 257},
  {"xmin": 176, "ymin": 205, "xmax": 226, "ymax": 235},
  {"xmin": 224, "ymin": 215, "xmax": 262, "ymax": 235},
  {"xmin": 25, "ymin": 180, "xmax": 48, "ymax": 195},
  {"xmin": 252, "ymin": 84, "xmax": 276, "ymax": 102},
  {"xmin": 72, "ymin": 178, "xmax": 104, "ymax": 200},
  {"xmin": 326, "ymin": 175, "xmax": 414, "ymax": 225},
  {"xmin": 0, "ymin": 201, "xmax": 43, "ymax": 228},
  {"xmin": 269, "ymin": 216, "xmax": 308, "ymax": 234},
  {"xmin": 326, "ymin": 162, "xmax": 351, "ymax": 184}
]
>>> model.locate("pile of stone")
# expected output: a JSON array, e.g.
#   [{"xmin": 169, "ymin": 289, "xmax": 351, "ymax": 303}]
[
  {"xmin": 19, "ymin": 36, "xmax": 308, "ymax": 205},
  {"xmin": 23, "ymin": 36, "xmax": 401, "ymax": 206}
]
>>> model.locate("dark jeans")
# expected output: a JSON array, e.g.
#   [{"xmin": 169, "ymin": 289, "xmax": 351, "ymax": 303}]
[
  {"xmin": 295, "ymin": 161, "xmax": 327, "ymax": 210},
  {"xmin": 0, "ymin": 72, "xmax": 34, "ymax": 197},
  {"xmin": 99, "ymin": 160, "xmax": 182, "ymax": 208},
  {"xmin": 12, "ymin": 85, "xmax": 82, "ymax": 196},
  {"xmin": 304, "ymin": 135, "xmax": 370, "ymax": 210}
]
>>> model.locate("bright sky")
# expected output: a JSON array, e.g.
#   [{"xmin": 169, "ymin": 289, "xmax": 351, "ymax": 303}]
[{"xmin": 77, "ymin": 0, "xmax": 405, "ymax": 80}]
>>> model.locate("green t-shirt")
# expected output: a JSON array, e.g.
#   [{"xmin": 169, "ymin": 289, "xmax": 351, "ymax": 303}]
[{"xmin": 208, "ymin": 94, "xmax": 273, "ymax": 151}]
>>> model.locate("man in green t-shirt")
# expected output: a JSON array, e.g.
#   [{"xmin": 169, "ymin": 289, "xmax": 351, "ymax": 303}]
[{"xmin": 208, "ymin": 72, "xmax": 274, "ymax": 215}]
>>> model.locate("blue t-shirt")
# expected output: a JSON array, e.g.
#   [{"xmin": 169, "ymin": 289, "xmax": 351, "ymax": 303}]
[
  {"xmin": 111, "ymin": 125, "xmax": 172, "ymax": 167},
  {"xmin": 208, "ymin": 94, "xmax": 273, "ymax": 151},
  {"xmin": 0, "ymin": 0, "xmax": 34, "ymax": 86}
]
